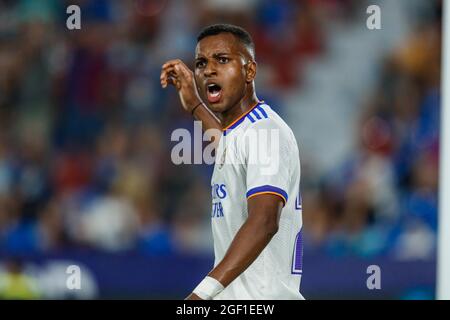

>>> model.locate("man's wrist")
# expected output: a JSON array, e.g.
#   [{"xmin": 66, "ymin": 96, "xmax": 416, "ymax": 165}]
[
  {"xmin": 190, "ymin": 101, "xmax": 203, "ymax": 115},
  {"xmin": 192, "ymin": 276, "xmax": 224, "ymax": 300}
]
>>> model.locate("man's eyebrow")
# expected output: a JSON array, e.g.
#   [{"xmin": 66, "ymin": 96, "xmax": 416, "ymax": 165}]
[
  {"xmin": 195, "ymin": 52, "xmax": 233, "ymax": 59},
  {"xmin": 212, "ymin": 52, "xmax": 231, "ymax": 57}
]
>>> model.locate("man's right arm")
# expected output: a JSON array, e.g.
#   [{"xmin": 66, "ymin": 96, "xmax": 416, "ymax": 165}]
[
  {"xmin": 160, "ymin": 59, "xmax": 223, "ymax": 300},
  {"xmin": 160, "ymin": 59, "xmax": 222, "ymax": 133}
]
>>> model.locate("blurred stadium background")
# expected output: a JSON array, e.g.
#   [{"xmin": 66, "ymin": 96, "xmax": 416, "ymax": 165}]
[{"xmin": 0, "ymin": 0, "xmax": 442, "ymax": 299}]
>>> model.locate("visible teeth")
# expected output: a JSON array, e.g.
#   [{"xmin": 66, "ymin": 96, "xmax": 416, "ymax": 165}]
[
  {"xmin": 207, "ymin": 83, "xmax": 220, "ymax": 91},
  {"xmin": 210, "ymin": 91, "xmax": 220, "ymax": 97}
]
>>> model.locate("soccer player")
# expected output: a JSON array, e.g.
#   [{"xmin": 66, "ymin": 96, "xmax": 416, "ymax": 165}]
[{"xmin": 160, "ymin": 24, "xmax": 304, "ymax": 300}]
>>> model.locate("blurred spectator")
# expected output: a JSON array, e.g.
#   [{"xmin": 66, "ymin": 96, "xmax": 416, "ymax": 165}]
[{"xmin": 0, "ymin": 258, "xmax": 40, "ymax": 299}]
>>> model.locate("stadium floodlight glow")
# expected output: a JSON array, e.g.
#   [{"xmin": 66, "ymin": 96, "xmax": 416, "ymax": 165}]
[{"xmin": 437, "ymin": 0, "xmax": 450, "ymax": 301}]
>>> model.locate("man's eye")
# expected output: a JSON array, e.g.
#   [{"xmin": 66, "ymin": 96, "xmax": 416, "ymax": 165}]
[
  {"xmin": 218, "ymin": 57, "xmax": 229, "ymax": 64},
  {"xmin": 196, "ymin": 61, "xmax": 206, "ymax": 68}
]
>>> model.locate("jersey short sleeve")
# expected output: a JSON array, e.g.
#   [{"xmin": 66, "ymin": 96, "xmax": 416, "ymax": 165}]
[{"xmin": 241, "ymin": 118, "xmax": 293, "ymax": 206}]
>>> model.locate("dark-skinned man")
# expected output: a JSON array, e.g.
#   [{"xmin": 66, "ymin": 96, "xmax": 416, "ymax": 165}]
[{"xmin": 160, "ymin": 24, "xmax": 304, "ymax": 300}]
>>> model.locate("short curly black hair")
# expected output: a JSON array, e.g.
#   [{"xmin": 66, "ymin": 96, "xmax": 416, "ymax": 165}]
[{"xmin": 197, "ymin": 24, "xmax": 255, "ymax": 59}]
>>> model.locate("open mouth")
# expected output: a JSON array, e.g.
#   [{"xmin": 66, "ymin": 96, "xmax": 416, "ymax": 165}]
[{"xmin": 206, "ymin": 83, "xmax": 222, "ymax": 104}]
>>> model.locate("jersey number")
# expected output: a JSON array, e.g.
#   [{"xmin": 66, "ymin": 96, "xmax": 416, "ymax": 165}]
[{"xmin": 291, "ymin": 228, "xmax": 303, "ymax": 274}]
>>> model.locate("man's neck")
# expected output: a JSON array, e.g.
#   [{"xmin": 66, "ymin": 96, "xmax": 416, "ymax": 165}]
[{"xmin": 220, "ymin": 93, "xmax": 259, "ymax": 129}]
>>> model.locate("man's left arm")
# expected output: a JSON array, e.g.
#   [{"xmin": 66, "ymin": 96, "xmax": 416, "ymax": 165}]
[{"xmin": 186, "ymin": 193, "xmax": 283, "ymax": 300}]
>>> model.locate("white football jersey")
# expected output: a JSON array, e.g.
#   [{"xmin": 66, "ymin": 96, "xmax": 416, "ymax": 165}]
[{"xmin": 210, "ymin": 101, "xmax": 304, "ymax": 300}]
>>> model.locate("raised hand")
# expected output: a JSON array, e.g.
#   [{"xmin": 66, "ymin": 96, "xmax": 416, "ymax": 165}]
[{"xmin": 160, "ymin": 59, "xmax": 203, "ymax": 113}]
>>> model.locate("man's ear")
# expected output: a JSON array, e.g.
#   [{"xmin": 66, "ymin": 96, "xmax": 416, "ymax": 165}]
[{"xmin": 246, "ymin": 61, "xmax": 257, "ymax": 83}]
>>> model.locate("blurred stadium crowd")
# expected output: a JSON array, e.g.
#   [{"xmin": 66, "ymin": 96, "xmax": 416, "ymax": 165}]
[
  {"xmin": 0, "ymin": 0, "xmax": 442, "ymax": 268},
  {"xmin": 301, "ymin": 0, "xmax": 441, "ymax": 260}
]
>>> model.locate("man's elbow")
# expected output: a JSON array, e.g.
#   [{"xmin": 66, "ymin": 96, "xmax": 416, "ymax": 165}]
[
  {"xmin": 261, "ymin": 219, "xmax": 279, "ymax": 238},
  {"xmin": 268, "ymin": 223, "xmax": 279, "ymax": 237}
]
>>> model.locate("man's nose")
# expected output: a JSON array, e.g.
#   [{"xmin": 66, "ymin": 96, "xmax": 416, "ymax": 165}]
[{"xmin": 204, "ymin": 61, "xmax": 217, "ymax": 77}]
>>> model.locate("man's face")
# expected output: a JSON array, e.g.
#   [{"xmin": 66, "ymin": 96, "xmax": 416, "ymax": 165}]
[{"xmin": 194, "ymin": 33, "xmax": 252, "ymax": 113}]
